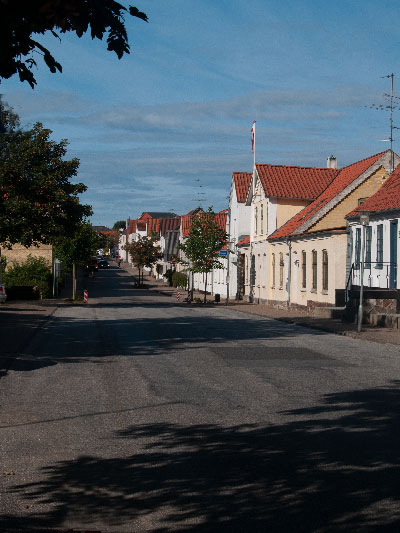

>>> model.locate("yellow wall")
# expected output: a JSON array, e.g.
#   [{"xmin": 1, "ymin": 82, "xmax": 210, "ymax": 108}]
[
  {"xmin": 290, "ymin": 233, "xmax": 347, "ymax": 307},
  {"xmin": 276, "ymin": 198, "xmax": 310, "ymax": 229},
  {"xmin": 309, "ymin": 167, "xmax": 389, "ymax": 233},
  {"xmin": 268, "ymin": 241, "xmax": 289, "ymax": 303},
  {"xmin": 1, "ymin": 244, "xmax": 53, "ymax": 270}
]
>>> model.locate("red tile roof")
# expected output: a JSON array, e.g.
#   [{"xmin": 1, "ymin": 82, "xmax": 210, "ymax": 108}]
[
  {"xmin": 147, "ymin": 218, "xmax": 161, "ymax": 236},
  {"xmin": 346, "ymin": 163, "xmax": 400, "ymax": 216},
  {"xmin": 256, "ymin": 164, "xmax": 339, "ymax": 200},
  {"xmin": 237, "ymin": 235, "xmax": 250, "ymax": 247},
  {"xmin": 233, "ymin": 172, "xmax": 252, "ymax": 203},
  {"xmin": 181, "ymin": 209, "xmax": 227, "ymax": 237},
  {"xmin": 160, "ymin": 217, "xmax": 180, "ymax": 236},
  {"xmin": 269, "ymin": 151, "xmax": 387, "ymax": 240},
  {"xmin": 126, "ymin": 219, "xmax": 136, "ymax": 235}
]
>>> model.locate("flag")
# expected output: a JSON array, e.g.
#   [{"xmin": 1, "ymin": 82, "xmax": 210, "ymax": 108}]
[{"xmin": 251, "ymin": 120, "xmax": 256, "ymax": 152}]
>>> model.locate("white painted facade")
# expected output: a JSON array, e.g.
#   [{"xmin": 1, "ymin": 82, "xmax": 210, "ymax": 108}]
[{"xmin": 347, "ymin": 213, "xmax": 400, "ymax": 290}]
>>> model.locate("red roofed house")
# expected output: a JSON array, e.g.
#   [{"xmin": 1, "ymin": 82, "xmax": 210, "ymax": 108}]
[
  {"xmin": 345, "ymin": 163, "xmax": 400, "ymax": 322},
  {"xmin": 267, "ymin": 150, "xmax": 399, "ymax": 311},
  {"xmin": 243, "ymin": 157, "xmax": 340, "ymax": 302},
  {"xmin": 123, "ymin": 212, "xmax": 178, "ymax": 269},
  {"xmin": 157, "ymin": 216, "xmax": 181, "ymax": 279},
  {"xmin": 225, "ymin": 172, "xmax": 252, "ymax": 300}
]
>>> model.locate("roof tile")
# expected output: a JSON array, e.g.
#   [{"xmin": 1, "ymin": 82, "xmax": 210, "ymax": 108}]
[
  {"xmin": 269, "ymin": 151, "xmax": 387, "ymax": 240},
  {"xmin": 233, "ymin": 172, "xmax": 252, "ymax": 203},
  {"xmin": 256, "ymin": 164, "xmax": 339, "ymax": 200}
]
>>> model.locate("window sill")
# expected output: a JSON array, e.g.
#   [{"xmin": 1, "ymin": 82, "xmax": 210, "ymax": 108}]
[
  {"xmin": 321, "ymin": 290, "xmax": 328, "ymax": 295},
  {"xmin": 300, "ymin": 288, "xmax": 306, "ymax": 292},
  {"xmin": 310, "ymin": 289, "xmax": 317, "ymax": 293}
]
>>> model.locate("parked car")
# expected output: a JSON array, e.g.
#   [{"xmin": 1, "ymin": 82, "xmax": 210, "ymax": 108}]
[
  {"xmin": 98, "ymin": 260, "xmax": 110, "ymax": 269},
  {"xmin": 0, "ymin": 283, "xmax": 7, "ymax": 303},
  {"xmin": 85, "ymin": 257, "xmax": 98, "ymax": 272}
]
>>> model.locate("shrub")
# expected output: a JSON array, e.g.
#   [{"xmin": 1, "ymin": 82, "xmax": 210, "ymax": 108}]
[
  {"xmin": 4, "ymin": 255, "xmax": 52, "ymax": 298},
  {"xmin": 172, "ymin": 271, "xmax": 188, "ymax": 289}
]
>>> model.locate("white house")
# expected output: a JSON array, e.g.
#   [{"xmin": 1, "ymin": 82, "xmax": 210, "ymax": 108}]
[{"xmin": 346, "ymin": 163, "xmax": 400, "ymax": 292}]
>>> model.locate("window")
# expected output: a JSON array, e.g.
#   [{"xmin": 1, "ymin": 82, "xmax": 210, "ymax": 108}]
[
  {"xmin": 358, "ymin": 197, "xmax": 369, "ymax": 206},
  {"xmin": 245, "ymin": 255, "xmax": 249, "ymax": 283},
  {"xmin": 260, "ymin": 206, "xmax": 264, "ymax": 234},
  {"xmin": 355, "ymin": 227, "xmax": 361, "ymax": 269},
  {"xmin": 272, "ymin": 253, "xmax": 276, "ymax": 287},
  {"xmin": 255, "ymin": 207, "xmax": 258, "ymax": 235},
  {"xmin": 365, "ymin": 226, "xmax": 372, "ymax": 267},
  {"xmin": 279, "ymin": 252, "xmax": 284, "ymax": 288},
  {"xmin": 322, "ymin": 249, "xmax": 328, "ymax": 291},
  {"xmin": 376, "ymin": 224, "xmax": 383, "ymax": 268},
  {"xmin": 302, "ymin": 250, "xmax": 306, "ymax": 289},
  {"xmin": 312, "ymin": 250, "xmax": 317, "ymax": 290},
  {"xmin": 265, "ymin": 202, "xmax": 268, "ymax": 236}
]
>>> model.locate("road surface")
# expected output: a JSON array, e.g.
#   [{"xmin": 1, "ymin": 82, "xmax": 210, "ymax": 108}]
[{"xmin": 1, "ymin": 265, "xmax": 400, "ymax": 531}]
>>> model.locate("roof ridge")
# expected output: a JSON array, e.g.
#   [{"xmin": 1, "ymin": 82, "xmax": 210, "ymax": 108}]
[
  {"xmin": 268, "ymin": 150, "xmax": 391, "ymax": 241},
  {"xmin": 340, "ymin": 150, "xmax": 387, "ymax": 170},
  {"xmin": 256, "ymin": 163, "xmax": 340, "ymax": 171}
]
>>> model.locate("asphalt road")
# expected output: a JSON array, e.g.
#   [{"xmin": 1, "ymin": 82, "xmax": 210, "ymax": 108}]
[{"xmin": 1, "ymin": 265, "xmax": 400, "ymax": 532}]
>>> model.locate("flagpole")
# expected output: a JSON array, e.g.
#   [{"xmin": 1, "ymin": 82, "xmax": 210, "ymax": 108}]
[{"xmin": 251, "ymin": 120, "xmax": 256, "ymax": 170}]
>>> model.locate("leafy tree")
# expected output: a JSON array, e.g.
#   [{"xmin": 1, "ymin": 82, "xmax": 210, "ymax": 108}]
[
  {"xmin": 0, "ymin": 0, "xmax": 148, "ymax": 88},
  {"xmin": 53, "ymin": 222, "xmax": 100, "ymax": 298},
  {"xmin": 124, "ymin": 233, "xmax": 161, "ymax": 285},
  {"xmin": 112, "ymin": 220, "xmax": 126, "ymax": 231},
  {"xmin": 99, "ymin": 230, "xmax": 119, "ymax": 251},
  {"xmin": 0, "ymin": 99, "xmax": 92, "ymax": 248},
  {"xmin": 178, "ymin": 207, "xmax": 227, "ymax": 303}
]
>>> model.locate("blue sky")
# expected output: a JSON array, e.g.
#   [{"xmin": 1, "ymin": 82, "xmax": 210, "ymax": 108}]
[{"xmin": 2, "ymin": 0, "xmax": 400, "ymax": 226}]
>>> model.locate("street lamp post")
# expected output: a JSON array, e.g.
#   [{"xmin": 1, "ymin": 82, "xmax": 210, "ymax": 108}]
[{"xmin": 357, "ymin": 212, "xmax": 370, "ymax": 333}]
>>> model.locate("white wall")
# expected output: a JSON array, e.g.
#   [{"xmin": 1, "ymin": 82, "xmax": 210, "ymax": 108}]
[{"xmin": 349, "ymin": 215, "xmax": 400, "ymax": 289}]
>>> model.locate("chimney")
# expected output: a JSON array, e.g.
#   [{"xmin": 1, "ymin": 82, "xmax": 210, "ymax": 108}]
[{"xmin": 327, "ymin": 155, "xmax": 337, "ymax": 169}]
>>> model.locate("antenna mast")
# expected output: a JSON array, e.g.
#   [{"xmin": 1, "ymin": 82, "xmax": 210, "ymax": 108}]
[
  {"xmin": 389, "ymin": 73, "xmax": 394, "ymax": 172},
  {"xmin": 381, "ymin": 73, "xmax": 395, "ymax": 172}
]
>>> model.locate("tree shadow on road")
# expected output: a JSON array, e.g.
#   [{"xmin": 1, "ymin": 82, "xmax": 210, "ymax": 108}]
[{"xmin": 2, "ymin": 383, "xmax": 400, "ymax": 531}]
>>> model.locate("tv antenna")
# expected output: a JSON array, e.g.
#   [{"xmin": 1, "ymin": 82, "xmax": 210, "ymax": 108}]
[
  {"xmin": 192, "ymin": 178, "xmax": 206, "ymax": 206},
  {"xmin": 367, "ymin": 73, "xmax": 398, "ymax": 172}
]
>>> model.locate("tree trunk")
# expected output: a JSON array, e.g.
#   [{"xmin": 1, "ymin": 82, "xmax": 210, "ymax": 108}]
[
  {"xmin": 72, "ymin": 263, "xmax": 76, "ymax": 299},
  {"xmin": 204, "ymin": 271, "xmax": 208, "ymax": 304}
]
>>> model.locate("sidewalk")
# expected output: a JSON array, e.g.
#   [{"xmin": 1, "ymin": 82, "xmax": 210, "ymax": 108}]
[{"xmin": 120, "ymin": 262, "xmax": 400, "ymax": 347}]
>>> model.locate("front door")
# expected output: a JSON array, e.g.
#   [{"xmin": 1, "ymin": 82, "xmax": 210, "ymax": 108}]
[{"xmin": 390, "ymin": 220, "xmax": 398, "ymax": 289}]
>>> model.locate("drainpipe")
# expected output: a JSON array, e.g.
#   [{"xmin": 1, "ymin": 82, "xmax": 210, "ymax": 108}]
[{"xmin": 286, "ymin": 238, "xmax": 292, "ymax": 306}]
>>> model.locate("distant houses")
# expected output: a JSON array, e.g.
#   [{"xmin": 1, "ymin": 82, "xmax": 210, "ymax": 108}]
[{"xmin": 120, "ymin": 148, "xmax": 400, "ymax": 320}]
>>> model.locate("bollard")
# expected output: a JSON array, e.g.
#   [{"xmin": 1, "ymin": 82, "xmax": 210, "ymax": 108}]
[
  {"xmin": 84, "ymin": 289, "xmax": 88, "ymax": 303},
  {"xmin": 177, "ymin": 291, "xmax": 180, "ymax": 302}
]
